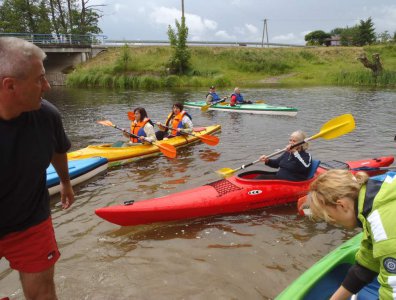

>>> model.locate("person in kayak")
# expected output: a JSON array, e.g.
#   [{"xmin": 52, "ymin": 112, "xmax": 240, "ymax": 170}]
[
  {"xmin": 307, "ymin": 170, "xmax": 396, "ymax": 300},
  {"xmin": 230, "ymin": 87, "xmax": 252, "ymax": 106},
  {"xmin": 206, "ymin": 86, "xmax": 227, "ymax": 104},
  {"xmin": 155, "ymin": 103, "xmax": 193, "ymax": 140},
  {"xmin": 256, "ymin": 130, "xmax": 312, "ymax": 181},
  {"xmin": 0, "ymin": 37, "xmax": 74, "ymax": 299},
  {"xmin": 122, "ymin": 107, "xmax": 156, "ymax": 145}
]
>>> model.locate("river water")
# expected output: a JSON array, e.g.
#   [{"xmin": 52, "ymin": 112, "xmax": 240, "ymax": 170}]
[{"xmin": 1, "ymin": 86, "xmax": 395, "ymax": 299}]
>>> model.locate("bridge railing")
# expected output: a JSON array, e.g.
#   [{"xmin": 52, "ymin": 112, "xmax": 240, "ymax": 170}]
[{"xmin": 0, "ymin": 33, "xmax": 107, "ymax": 47}]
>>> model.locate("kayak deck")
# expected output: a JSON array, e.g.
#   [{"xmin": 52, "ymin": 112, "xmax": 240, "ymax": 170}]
[
  {"xmin": 275, "ymin": 232, "xmax": 379, "ymax": 300},
  {"xmin": 47, "ymin": 157, "xmax": 108, "ymax": 195}
]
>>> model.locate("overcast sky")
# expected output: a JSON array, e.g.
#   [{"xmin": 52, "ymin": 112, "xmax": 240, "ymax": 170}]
[{"xmin": 93, "ymin": 0, "xmax": 396, "ymax": 45}]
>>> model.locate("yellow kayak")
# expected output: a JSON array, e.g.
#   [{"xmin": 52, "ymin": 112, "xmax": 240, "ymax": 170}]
[{"xmin": 68, "ymin": 125, "xmax": 221, "ymax": 167}]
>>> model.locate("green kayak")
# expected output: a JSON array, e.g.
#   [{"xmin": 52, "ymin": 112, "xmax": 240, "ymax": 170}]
[
  {"xmin": 184, "ymin": 101, "xmax": 298, "ymax": 116},
  {"xmin": 276, "ymin": 232, "xmax": 379, "ymax": 299}
]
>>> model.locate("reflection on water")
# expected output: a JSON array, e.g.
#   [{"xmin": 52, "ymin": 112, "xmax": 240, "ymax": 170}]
[{"xmin": 1, "ymin": 86, "xmax": 395, "ymax": 299}]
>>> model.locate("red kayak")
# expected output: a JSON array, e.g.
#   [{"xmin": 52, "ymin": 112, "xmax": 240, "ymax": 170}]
[{"xmin": 95, "ymin": 156, "xmax": 394, "ymax": 226}]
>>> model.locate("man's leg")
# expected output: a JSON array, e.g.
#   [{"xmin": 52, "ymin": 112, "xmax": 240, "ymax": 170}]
[{"xmin": 20, "ymin": 266, "xmax": 57, "ymax": 300}]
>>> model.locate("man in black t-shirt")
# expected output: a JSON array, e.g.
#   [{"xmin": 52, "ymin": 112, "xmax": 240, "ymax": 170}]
[{"xmin": 0, "ymin": 37, "xmax": 74, "ymax": 299}]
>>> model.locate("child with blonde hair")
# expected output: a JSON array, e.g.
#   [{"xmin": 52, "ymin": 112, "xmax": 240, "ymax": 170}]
[{"xmin": 308, "ymin": 169, "xmax": 396, "ymax": 300}]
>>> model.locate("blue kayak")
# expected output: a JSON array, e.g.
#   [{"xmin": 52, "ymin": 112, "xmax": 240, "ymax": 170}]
[{"xmin": 47, "ymin": 157, "xmax": 108, "ymax": 195}]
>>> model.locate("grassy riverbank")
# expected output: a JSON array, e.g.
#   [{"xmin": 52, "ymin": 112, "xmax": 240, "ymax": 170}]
[{"xmin": 66, "ymin": 44, "xmax": 396, "ymax": 89}]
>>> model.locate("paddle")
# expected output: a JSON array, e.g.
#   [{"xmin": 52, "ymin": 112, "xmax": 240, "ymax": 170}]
[
  {"xmin": 216, "ymin": 113, "xmax": 356, "ymax": 177},
  {"xmin": 154, "ymin": 123, "xmax": 219, "ymax": 146},
  {"xmin": 201, "ymin": 97, "xmax": 227, "ymax": 112},
  {"xmin": 97, "ymin": 120, "xmax": 177, "ymax": 158},
  {"xmin": 127, "ymin": 112, "xmax": 219, "ymax": 146}
]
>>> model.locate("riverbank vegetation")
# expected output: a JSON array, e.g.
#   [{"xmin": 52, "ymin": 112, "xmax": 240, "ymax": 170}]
[{"xmin": 66, "ymin": 44, "xmax": 396, "ymax": 89}]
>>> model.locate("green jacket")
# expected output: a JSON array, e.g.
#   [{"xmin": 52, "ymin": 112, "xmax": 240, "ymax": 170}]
[{"xmin": 355, "ymin": 172, "xmax": 396, "ymax": 299}]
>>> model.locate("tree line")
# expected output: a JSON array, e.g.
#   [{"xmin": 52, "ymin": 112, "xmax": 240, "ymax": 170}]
[
  {"xmin": 0, "ymin": 0, "xmax": 103, "ymax": 35},
  {"xmin": 305, "ymin": 17, "xmax": 396, "ymax": 46}
]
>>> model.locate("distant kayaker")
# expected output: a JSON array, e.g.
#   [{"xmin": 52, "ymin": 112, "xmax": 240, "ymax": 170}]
[
  {"xmin": 205, "ymin": 86, "xmax": 227, "ymax": 104},
  {"xmin": 257, "ymin": 130, "xmax": 312, "ymax": 181},
  {"xmin": 0, "ymin": 37, "xmax": 74, "ymax": 299},
  {"xmin": 307, "ymin": 170, "xmax": 396, "ymax": 300},
  {"xmin": 230, "ymin": 87, "xmax": 252, "ymax": 106},
  {"xmin": 123, "ymin": 107, "xmax": 156, "ymax": 145},
  {"xmin": 155, "ymin": 103, "xmax": 193, "ymax": 140}
]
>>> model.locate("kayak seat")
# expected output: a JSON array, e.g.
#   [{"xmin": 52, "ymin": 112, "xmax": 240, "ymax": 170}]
[{"xmin": 307, "ymin": 160, "xmax": 321, "ymax": 179}]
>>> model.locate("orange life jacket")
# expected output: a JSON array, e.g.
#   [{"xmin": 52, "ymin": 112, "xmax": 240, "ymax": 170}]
[
  {"xmin": 130, "ymin": 118, "xmax": 150, "ymax": 143},
  {"xmin": 165, "ymin": 111, "xmax": 187, "ymax": 136}
]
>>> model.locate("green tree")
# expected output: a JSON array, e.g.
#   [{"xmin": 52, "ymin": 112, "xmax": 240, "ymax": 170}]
[
  {"xmin": 355, "ymin": 17, "xmax": 376, "ymax": 46},
  {"xmin": 304, "ymin": 30, "xmax": 331, "ymax": 46},
  {"xmin": 167, "ymin": 16, "xmax": 190, "ymax": 74},
  {"xmin": 0, "ymin": 0, "xmax": 102, "ymax": 34}
]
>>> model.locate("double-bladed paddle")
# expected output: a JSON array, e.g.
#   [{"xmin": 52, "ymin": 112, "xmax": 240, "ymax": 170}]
[
  {"xmin": 216, "ymin": 113, "xmax": 356, "ymax": 177},
  {"xmin": 126, "ymin": 112, "xmax": 219, "ymax": 146},
  {"xmin": 154, "ymin": 123, "xmax": 219, "ymax": 146},
  {"xmin": 97, "ymin": 120, "xmax": 177, "ymax": 158}
]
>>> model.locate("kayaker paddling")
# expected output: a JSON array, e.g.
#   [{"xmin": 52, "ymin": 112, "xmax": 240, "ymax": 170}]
[
  {"xmin": 121, "ymin": 107, "xmax": 156, "ymax": 146},
  {"xmin": 257, "ymin": 130, "xmax": 312, "ymax": 181},
  {"xmin": 155, "ymin": 103, "xmax": 193, "ymax": 140}
]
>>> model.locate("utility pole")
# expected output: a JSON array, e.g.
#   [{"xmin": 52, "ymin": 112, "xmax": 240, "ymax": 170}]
[
  {"xmin": 261, "ymin": 19, "xmax": 269, "ymax": 48},
  {"xmin": 181, "ymin": 0, "xmax": 185, "ymax": 19}
]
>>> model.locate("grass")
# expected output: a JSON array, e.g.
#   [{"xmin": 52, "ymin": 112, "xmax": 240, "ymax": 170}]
[{"xmin": 66, "ymin": 44, "xmax": 396, "ymax": 89}]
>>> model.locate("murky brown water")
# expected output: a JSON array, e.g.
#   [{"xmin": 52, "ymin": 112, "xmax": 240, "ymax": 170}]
[{"xmin": 1, "ymin": 86, "xmax": 395, "ymax": 299}]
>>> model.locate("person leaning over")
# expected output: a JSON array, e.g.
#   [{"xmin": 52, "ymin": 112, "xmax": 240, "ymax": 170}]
[
  {"xmin": 205, "ymin": 86, "xmax": 227, "ymax": 104},
  {"xmin": 308, "ymin": 170, "xmax": 396, "ymax": 300},
  {"xmin": 155, "ymin": 103, "xmax": 193, "ymax": 140},
  {"xmin": 256, "ymin": 130, "xmax": 312, "ymax": 181},
  {"xmin": 230, "ymin": 87, "xmax": 252, "ymax": 106},
  {"xmin": 0, "ymin": 37, "xmax": 74, "ymax": 299},
  {"xmin": 124, "ymin": 107, "xmax": 156, "ymax": 144}
]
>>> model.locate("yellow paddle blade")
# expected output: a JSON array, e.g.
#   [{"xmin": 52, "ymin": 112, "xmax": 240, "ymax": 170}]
[
  {"xmin": 215, "ymin": 167, "xmax": 236, "ymax": 177},
  {"xmin": 97, "ymin": 120, "xmax": 115, "ymax": 127},
  {"xmin": 310, "ymin": 114, "xmax": 355, "ymax": 140},
  {"xmin": 201, "ymin": 104, "xmax": 210, "ymax": 112},
  {"xmin": 255, "ymin": 100, "xmax": 265, "ymax": 103}
]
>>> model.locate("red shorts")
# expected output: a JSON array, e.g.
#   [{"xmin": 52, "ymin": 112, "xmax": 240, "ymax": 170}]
[{"xmin": 0, "ymin": 217, "xmax": 60, "ymax": 273}]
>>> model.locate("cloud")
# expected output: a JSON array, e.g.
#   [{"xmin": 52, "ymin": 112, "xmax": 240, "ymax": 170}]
[
  {"xmin": 245, "ymin": 24, "xmax": 258, "ymax": 34},
  {"xmin": 215, "ymin": 30, "xmax": 237, "ymax": 40},
  {"xmin": 149, "ymin": 6, "xmax": 220, "ymax": 40},
  {"xmin": 376, "ymin": 5, "xmax": 396, "ymax": 32}
]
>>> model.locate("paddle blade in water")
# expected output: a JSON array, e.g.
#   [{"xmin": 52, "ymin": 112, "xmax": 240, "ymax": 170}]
[{"xmin": 311, "ymin": 114, "xmax": 355, "ymax": 140}]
